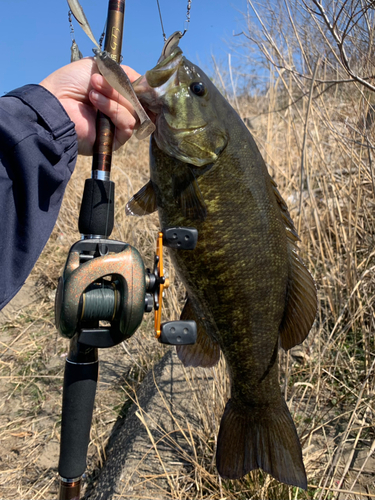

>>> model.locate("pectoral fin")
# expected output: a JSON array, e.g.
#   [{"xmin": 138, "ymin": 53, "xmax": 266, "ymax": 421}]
[
  {"xmin": 176, "ymin": 298, "xmax": 220, "ymax": 367},
  {"xmin": 172, "ymin": 168, "xmax": 207, "ymax": 221},
  {"xmin": 125, "ymin": 180, "xmax": 158, "ymax": 216},
  {"xmin": 279, "ymin": 247, "xmax": 317, "ymax": 351}
]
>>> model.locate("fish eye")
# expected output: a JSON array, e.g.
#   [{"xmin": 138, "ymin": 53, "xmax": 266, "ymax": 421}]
[{"xmin": 190, "ymin": 82, "xmax": 206, "ymax": 97}]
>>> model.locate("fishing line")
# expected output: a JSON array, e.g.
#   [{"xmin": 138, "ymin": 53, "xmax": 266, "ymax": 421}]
[
  {"xmin": 156, "ymin": 0, "xmax": 166, "ymax": 41},
  {"xmin": 81, "ymin": 283, "xmax": 118, "ymax": 321},
  {"xmin": 155, "ymin": 0, "xmax": 192, "ymax": 41},
  {"xmin": 101, "ymin": 97, "xmax": 119, "ymax": 241},
  {"xmin": 101, "ymin": 0, "xmax": 125, "ymax": 240},
  {"xmin": 104, "ymin": 176, "xmax": 114, "ymax": 243},
  {"xmin": 108, "ymin": 75, "xmax": 122, "ymax": 244}
]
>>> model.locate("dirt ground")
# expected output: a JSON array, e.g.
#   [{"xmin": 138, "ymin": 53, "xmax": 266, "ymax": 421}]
[
  {"xmin": 0, "ymin": 136, "xmax": 374, "ymax": 499},
  {"xmin": 0, "ymin": 277, "xmax": 162, "ymax": 499},
  {"xmin": 1, "ymin": 280, "xmax": 374, "ymax": 500}
]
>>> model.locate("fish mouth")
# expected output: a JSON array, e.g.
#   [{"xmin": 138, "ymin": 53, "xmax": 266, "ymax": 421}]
[
  {"xmin": 167, "ymin": 124, "xmax": 208, "ymax": 135},
  {"xmin": 145, "ymin": 46, "xmax": 183, "ymax": 88},
  {"xmin": 133, "ymin": 46, "xmax": 183, "ymax": 112}
]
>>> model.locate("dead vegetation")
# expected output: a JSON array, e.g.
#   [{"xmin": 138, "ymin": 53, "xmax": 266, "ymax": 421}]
[{"xmin": 1, "ymin": 0, "xmax": 375, "ymax": 497}]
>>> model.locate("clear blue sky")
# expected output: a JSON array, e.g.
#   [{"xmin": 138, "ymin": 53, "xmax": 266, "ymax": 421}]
[{"xmin": 1, "ymin": 0, "xmax": 248, "ymax": 96}]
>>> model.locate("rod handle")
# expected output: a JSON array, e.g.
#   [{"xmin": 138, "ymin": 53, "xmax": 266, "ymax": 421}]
[
  {"xmin": 92, "ymin": 0, "xmax": 125, "ymax": 174},
  {"xmin": 58, "ymin": 358, "xmax": 99, "ymax": 479}
]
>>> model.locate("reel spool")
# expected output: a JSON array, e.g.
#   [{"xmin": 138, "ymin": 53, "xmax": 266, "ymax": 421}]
[{"xmin": 55, "ymin": 228, "xmax": 198, "ymax": 347}]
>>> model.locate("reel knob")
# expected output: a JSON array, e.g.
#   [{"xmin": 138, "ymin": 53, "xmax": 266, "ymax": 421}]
[{"xmin": 159, "ymin": 320, "xmax": 197, "ymax": 345}]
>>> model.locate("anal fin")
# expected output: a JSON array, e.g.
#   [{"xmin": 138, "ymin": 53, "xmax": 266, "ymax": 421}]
[
  {"xmin": 125, "ymin": 180, "xmax": 158, "ymax": 216},
  {"xmin": 176, "ymin": 298, "xmax": 220, "ymax": 368}
]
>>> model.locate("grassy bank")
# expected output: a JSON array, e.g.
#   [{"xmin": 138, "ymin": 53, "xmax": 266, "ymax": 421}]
[{"xmin": 0, "ymin": 41, "xmax": 374, "ymax": 499}]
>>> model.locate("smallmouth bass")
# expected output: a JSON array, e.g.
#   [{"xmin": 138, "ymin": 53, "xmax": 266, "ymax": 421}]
[{"xmin": 127, "ymin": 39, "xmax": 317, "ymax": 489}]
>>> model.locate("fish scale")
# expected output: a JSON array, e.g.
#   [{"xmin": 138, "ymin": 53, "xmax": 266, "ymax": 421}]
[{"xmin": 128, "ymin": 42, "xmax": 317, "ymax": 489}]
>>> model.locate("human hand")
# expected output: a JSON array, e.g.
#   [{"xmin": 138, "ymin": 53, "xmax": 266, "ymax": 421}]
[{"xmin": 40, "ymin": 58, "xmax": 140, "ymax": 155}]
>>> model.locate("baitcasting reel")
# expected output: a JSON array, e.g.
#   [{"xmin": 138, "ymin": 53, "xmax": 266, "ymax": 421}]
[{"xmin": 55, "ymin": 227, "xmax": 198, "ymax": 348}]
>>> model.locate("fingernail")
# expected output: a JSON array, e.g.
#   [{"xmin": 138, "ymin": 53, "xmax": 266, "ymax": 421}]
[{"xmin": 90, "ymin": 90, "xmax": 102, "ymax": 103}]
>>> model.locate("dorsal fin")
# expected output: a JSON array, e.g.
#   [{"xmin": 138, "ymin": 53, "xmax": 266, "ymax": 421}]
[
  {"xmin": 269, "ymin": 176, "xmax": 318, "ymax": 350},
  {"xmin": 279, "ymin": 246, "xmax": 317, "ymax": 350},
  {"xmin": 270, "ymin": 176, "xmax": 300, "ymax": 242}
]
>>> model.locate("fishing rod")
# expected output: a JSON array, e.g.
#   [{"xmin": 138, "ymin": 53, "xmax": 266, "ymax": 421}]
[
  {"xmin": 55, "ymin": 4, "xmax": 197, "ymax": 498},
  {"xmin": 56, "ymin": 5, "xmax": 126, "ymax": 498}
]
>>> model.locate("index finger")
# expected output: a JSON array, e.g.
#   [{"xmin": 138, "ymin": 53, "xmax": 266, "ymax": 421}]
[{"xmin": 121, "ymin": 65, "xmax": 141, "ymax": 83}]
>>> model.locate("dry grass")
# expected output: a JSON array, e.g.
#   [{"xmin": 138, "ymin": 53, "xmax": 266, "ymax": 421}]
[
  {"xmin": 226, "ymin": 66, "xmax": 375, "ymax": 497},
  {"xmin": 0, "ymin": 141, "xmax": 182, "ymax": 499},
  {"xmin": 1, "ymin": 24, "xmax": 375, "ymax": 499}
]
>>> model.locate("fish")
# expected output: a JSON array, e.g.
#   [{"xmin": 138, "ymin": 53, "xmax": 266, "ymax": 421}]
[
  {"xmin": 67, "ymin": 0, "xmax": 155, "ymax": 140},
  {"xmin": 127, "ymin": 40, "xmax": 317, "ymax": 489},
  {"xmin": 67, "ymin": 0, "xmax": 100, "ymax": 48},
  {"xmin": 93, "ymin": 49, "xmax": 155, "ymax": 140},
  {"xmin": 66, "ymin": 0, "xmax": 155, "ymax": 140}
]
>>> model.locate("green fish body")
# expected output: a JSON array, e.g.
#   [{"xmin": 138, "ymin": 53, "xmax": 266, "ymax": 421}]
[{"xmin": 128, "ymin": 44, "xmax": 317, "ymax": 489}]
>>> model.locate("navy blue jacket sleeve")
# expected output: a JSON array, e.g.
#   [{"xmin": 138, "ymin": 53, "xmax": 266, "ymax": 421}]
[{"xmin": 0, "ymin": 84, "xmax": 78, "ymax": 310}]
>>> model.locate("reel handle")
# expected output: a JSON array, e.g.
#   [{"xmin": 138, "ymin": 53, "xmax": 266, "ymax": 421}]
[{"xmin": 151, "ymin": 227, "xmax": 198, "ymax": 345}]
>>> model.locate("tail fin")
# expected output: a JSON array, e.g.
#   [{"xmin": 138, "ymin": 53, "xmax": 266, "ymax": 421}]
[
  {"xmin": 135, "ymin": 118, "xmax": 156, "ymax": 141},
  {"xmin": 216, "ymin": 398, "xmax": 307, "ymax": 489}
]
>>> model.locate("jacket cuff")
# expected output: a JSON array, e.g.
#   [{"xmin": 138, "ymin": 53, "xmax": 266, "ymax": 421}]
[{"xmin": 5, "ymin": 84, "xmax": 76, "ymax": 140}]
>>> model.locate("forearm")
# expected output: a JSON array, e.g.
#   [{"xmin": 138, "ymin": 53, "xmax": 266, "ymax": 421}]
[{"xmin": 0, "ymin": 84, "xmax": 78, "ymax": 310}]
